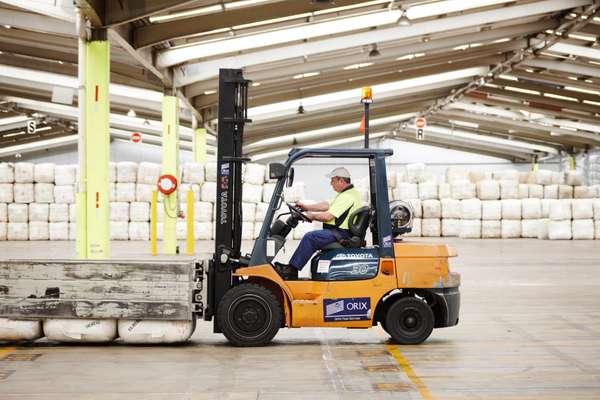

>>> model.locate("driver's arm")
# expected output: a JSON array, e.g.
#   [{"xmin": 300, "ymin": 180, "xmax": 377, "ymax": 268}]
[
  {"xmin": 307, "ymin": 211, "xmax": 335, "ymax": 222},
  {"xmin": 297, "ymin": 201, "xmax": 329, "ymax": 212}
]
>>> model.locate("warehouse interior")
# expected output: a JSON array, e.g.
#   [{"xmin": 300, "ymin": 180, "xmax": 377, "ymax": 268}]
[{"xmin": 1, "ymin": 1, "xmax": 600, "ymax": 399}]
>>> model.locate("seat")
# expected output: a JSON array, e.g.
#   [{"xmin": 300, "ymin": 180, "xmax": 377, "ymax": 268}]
[{"xmin": 321, "ymin": 206, "xmax": 372, "ymax": 250}]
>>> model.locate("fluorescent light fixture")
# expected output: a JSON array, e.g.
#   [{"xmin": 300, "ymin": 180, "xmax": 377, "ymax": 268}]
[
  {"xmin": 583, "ymin": 100, "xmax": 600, "ymax": 106},
  {"xmin": 568, "ymin": 33, "xmax": 597, "ymax": 42},
  {"xmin": 543, "ymin": 93, "xmax": 577, "ymax": 102},
  {"xmin": 550, "ymin": 131, "xmax": 561, "ymax": 136},
  {"xmin": 343, "ymin": 62, "xmax": 373, "ymax": 70},
  {"xmin": 505, "ymin": 86, "xmax": 540, "ymax": 95},
  {"xmin": 252, "ymin": 82, "xmax": 261, "ymax": 87},
  {"xmin": 448, "ymin": 120, "xmax": 479, "ymax": 129},
  {"xmin": 224, "ymin": 0, "xmax": 270, "ymax": 9},
  {"xmin": 3, "ymin": 131, "xmax": 25, "ymax": 137},
  {"xmin": 405, "ymin": 0, "xmax": 513, "ymax": 20},
  {"xmin": 203, "ymin": 90, "xmax": 216, "ymax": 95},
  {"xmin": 492, "ymin": 38, "xmax": 511, "ymax": 43},
  {"xmin": 564, "ymin": 86, "xmax": 600, "ymax": 95},
  {"xmin": 35, "ymin": 126, "xmax": 52, "ymax": 132},
  {"xmin": 149, "ymin": 5, "xmax": 223, "ymax": 23},
  {"xmin": 293, "ymin": 72, "xmax": 320, "ymax": 79},
  {"xmin": 498, "ymin": 74, "xmax": 518, "ymax": 81},
  {"xmin": 396, "ymin": 53, "xmax": 425, "ymax": 60},
  {"xmin": 3, "ymin": 25, "xmax": 11, "ymax": 29}
]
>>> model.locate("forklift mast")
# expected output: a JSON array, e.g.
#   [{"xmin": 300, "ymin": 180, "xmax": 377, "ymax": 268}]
[{"xmin": 206, "ymin": 69, "xmax": 251, "ymax": 326}]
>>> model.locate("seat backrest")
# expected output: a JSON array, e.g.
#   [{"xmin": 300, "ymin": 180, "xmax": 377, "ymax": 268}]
[{"xmin": 347, "ymin": 206, "xmax": 372, "ymax": 243}]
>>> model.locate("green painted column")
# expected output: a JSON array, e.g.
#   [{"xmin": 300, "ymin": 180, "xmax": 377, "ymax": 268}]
[
  {"xmin": 194, "ymin": 127, "xmax": 207, "ymax": 164},
  {"xmin": 162, "ymin": 95, "xmax": 179, "ymax": 255},
  {"xmin": 77, "ymin": 36, "xmax": 110, "ymax": 259}
]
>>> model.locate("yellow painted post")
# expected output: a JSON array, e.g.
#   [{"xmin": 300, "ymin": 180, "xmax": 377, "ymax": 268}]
[
  {"xmin": 186, "ymin": 189, "xmax": 194, "ymax": 255},
  {"xmin": 162, "ymin": 95, "xmax": 179, "ymax": 255},
  {"xmin": 151, "ymin": 189, "xmax": 158, "ymax": 256},
  {"xmin": 194, "ymin": 128, "xmax": 207, "ymax": 164},
  {"xmin": 569, "ymin": 156, "xmax": 576, "ymax": 171}
]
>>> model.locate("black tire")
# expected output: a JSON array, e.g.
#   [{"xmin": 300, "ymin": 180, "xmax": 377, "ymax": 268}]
[
  {"xmin": 384, "ymin": 296, "xmax": 434, "ymax": 345},
  {"xmin": 216, "ymin": 283, "xmax": 282, "ymax": 347}
]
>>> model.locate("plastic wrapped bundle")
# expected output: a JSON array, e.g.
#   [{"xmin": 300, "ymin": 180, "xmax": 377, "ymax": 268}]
[
  {"xmin": 69, "ymin": 204, "xmax": 77, "ymax": 222},
  {"xmin": 541, "ymin": 199, "xmax": 554, "ymax": 218},
  {"xmin": 395, "ymin": 183, "xmax": 418, "ymax": 200},
  {"xmin": 130, "ymin": 202, "xmax": 150, "ymax": 222},
  {"xmin": 446, "ymin": 166, "xmax": 469, "ymax": 183},
  {"xmin": 116, "ymin": 183, "xmax": 135, "ymax": 202},
  {"xmin": 69, "ymin": 222, "xmax": 76, "ymax": 240},
  {"xmin": 459, "ymin": 220, "xmax": 481, "ymax": 238},
  {"xmin": 544, "ymin": 185, "xmax": 558, "ymax": 199},
  {"xmin": 109, "ymin": 221, "xmax": 129, "ymax": 240},
  {"xmin": 14, "ymin": 183, "xmax": 34, "ymax": 203},
  {"xmin": 110, "ymin": 202, "xmax": 129, "ymax": 222},
  {"xmin": 192, "ymin": 221, "xmax": 211, "ymax": 240},
  {"xmin": 129, "ymin": 222, "xmax": 149, "ymax": 240},
  {"xmin": 441, "ymin": 198, "xmax": 460, "ymax": 219},
  {"xmin": 240, "ymin": 202, "xmax": 256, "ymax": 222},
  {"xmin": 109, "ymin": 182, "xmax": 116, "ymax": 202},
  {"xmin": 418, "ymin": 182, "xmax": 437, "ymax": 200},
  {"xmin": 521, "ymin": 220, "xmax": 540, "ymax": 238},
  {"xmin": 199, "ymin": 182, "xmax": 215, "ymax": 203},
  {"xmin": 29, "ymin": 221, "xmax": 48, "ymax": 240},
  {"xmin": 442, "ymin": 219, "xmax": 460, "ymax": 237},
  {"xmin": 558, "ymin": 185, "xmax": 573, "ymax": 199},
  {"xmin": 387, "ymin": 170, "xmax": 397, "ymax": 189},
  {"xmin": 574, "ymin": 186, "xmax": 594, "ymax": 199},
  {"xmin": 175, "ymin": 221, "xmax": 188, "ymax": 240},
  {"xmin": 243, "ymin": 183, "xmax": 263, "ymax": 204},
  {"xmin": 501, "ymin": 220, "xmax": 521, "ymax": 239},
  {"xmin": 34, "ymin": 163, "xmax": 55, "ymax": 183},
  {"xmin": 242, "ymin": 222, "xmax": 254, "ymax": 240},
  {"xmin": 44, "ymin": 319, "xmax": 117, "ymax": 343},
  {"xmin": 405, "ymin": 198, "xmax": 422, "ymax": 218},
  {"xmin": 181, "ymin": 163, "xmax": 204, "ymax": 185},
  {"xmin": 0, "ymin": 183, "xmax": 13, "ymax": 203},
  {"xmin": 482, "ymin": 220, "xmax": 501, "ymax": 238},
  {"xmin": 565, "ymin": 170, "xmax": 583, "ymax": 186},
  {"xmin": 194, "ymin": 202, "xmax": 212, "ymax": 222},
  {"xmin": 8, "ymin": 204, "xmax": 28, "ymax": 223},
  {"xmin": 0, "ymin": 222, "xmax": 6, "ymax": 240},
  {"xmin": 254, "ymin": 223, "xmax": 263, "ymax": 239},
  {"xmin": 493, "ymin": 170, "xmax": 519, "ymax": 181},
  {"xmin": 595, "ymin": 221, "xmax": 600, "ymax": 239},
  {"xmin": 501, "ymin": 200, "xmax": 521, "ymax": 220},
  {"xmin": 49, "ymin": 222, "xmax": 69, "ymax": 240},
  {"xmin": 550, "ymin": 200, "xmax": 572, "ymax": 221},
  {"xmin": 404, "ymin": 218, "xmax": 421, "ymax": 237},
  {"xmin": 54, "ymin": 185, "xmax": 74, "ymax": 204},
  {"xmin": 34, "ymin": 183, "xmax": 54, "ymax": 203},
  {"xmin": 244, "ymin": 163, "xmax": 266, "ymax": 185},
  {"xmin": 14, "ymin": 163, "xmax": 34, "ymax": 183},
  {"xmin": 406, "ymin": 163, "xmax": 426, "ymax": 184},
  {"xmin": 118, "ymin": 320, "xmax": 195, "ymax": 344},
  {"xmin": 0, "ymin": 318, "xmax": 43, "ymax": 341},
  {"xmin": 518, "ymin": 184, "xmax": 528, "ymax": 199},
  {"xmin": 205, "ymin": 163, "xmax": 217, "ymax": 182},
  {"xmin": 422, "ymin": 200, "xmax": 441, "ymax": 219},
  {"xmin": 283, "ymin": 182, "xmax": 305, "ymax": 202},
  {"xmin": 0, "ymin": 163, "xmax": 14, "ymax": 183},
  {"xmin": 54, "ymin": 165, "xmax": 76, "ymax": 185},
  {"xmin": 135, "ymin": 184, "xmax": 154, "ymax": 203},
  {"xmin": 521, "ymin": 199, "xmax": 541, "ymax": 220},
  {"xmin": 572, "ymin": 219, "xmax": 594, "ymax": 240},
  {"xmin": 460, "ymin": 199, "xmax": 481, "ymax": 220},
  {"xmin": 451, "ymin": 180, "xmax": 476, "ymax": 200},
  {"xmin": 438, "ymin": 183, "xmax": 451, "ymax": 199},
  {"xmin": 534, "ymin": 170, "xmax": 553, "ymax": 185},
  {"xmin": 594, "ymin": 200, "xmax": 600, "ymax": 220},
  {"xmin": 137, "ymin": 162, "xmax": 161, "ymax": 185},
  {"xmin": 262, "ymin": 183, "xmax": 276, "ymax": 203},
  {"xmin": 469, "ymin": 170, "xmax": 491, "ymax": 184},
  {"xmin": 117, "ymin": 162, "xmax": 137, "ymax": 183},
  {"xmin": 477, "ymin": 180, "xmax": 499, "ymax": 200},
  {"xmin": 548, "ymin": 220, "xmax": 571, "ymax": 240},
  {"xmin": 499, "ymin": 180, "xmax": 518, "ymax": 199},
  {"xmin": 421, "ymin": 218, "xmax": 441, "ymax": 237},
  {"xmin": 255, "ymin": 202, "xmax": 269, "ymax": 222},
  {"xmin": 550, "ymin": 171, "xmax": 563, "ymax": 185},
  {"xmin": 177, "ymin": 184, "xmax": 201, "ymax": 203},
  {"xmin": 8, "ymin": 223, "xmax": 28, "ymax": 240},
  {"xmin": 528, "ymin": 184, "xmax": 543, "ymax": 199},
  {"xmin": 0, "ymin": 203, "xmax": 6, "ymax": 222},
  {"xmin": 293, "ymin": 221, "xmax": 315, "ymax": 239},
  {"xmin": 29, "ymin": 203, "xmax": 49, "ymax": 222},
  {"xmin": 108, "ymin": 162, "xmax": 117, "ymax": 183},
  {"xmin": 572, "ymin": 199, "xmax": 593, "ymax": 220},
  {"xmin": 395, "ymin": 169, "xmax": 407, "ymax": 185},
  {"xmin": 537, "ymin": 219, "xmax": 549, "ymax": 240}
]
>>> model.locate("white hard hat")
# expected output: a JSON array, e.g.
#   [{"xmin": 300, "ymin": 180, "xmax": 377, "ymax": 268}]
[{"xmin": 326, "ymin": 167, "xmax": 351, "ymax": 179}]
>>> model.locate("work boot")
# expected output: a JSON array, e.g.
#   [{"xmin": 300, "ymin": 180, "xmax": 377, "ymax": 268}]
[{"xmin": 274, "ymin": 262, "xmax": 299, "ymax": 280}]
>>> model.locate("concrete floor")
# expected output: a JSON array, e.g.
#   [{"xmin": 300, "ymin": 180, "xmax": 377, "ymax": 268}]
[{"xmin": 1, "ymin": 238, "xmax": 600, "ymax": 399}]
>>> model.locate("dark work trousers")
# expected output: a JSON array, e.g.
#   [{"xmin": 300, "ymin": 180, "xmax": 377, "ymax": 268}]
[{"xmin": 289, "ymin": 228, "xmax": 351, "ymax": 270}]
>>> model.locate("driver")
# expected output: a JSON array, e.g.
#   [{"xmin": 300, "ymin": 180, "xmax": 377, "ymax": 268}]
[{"xmin": 275, "ymin": 167, "xmax": 362, "ymax": 280}]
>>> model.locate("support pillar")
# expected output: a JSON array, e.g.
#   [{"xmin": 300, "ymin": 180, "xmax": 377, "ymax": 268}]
[{"xmin": 162, "ymin": 95, "xmax": 179, "ymax": 255}]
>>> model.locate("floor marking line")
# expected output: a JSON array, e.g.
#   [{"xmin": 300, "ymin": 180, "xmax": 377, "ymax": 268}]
[
  {"xmin": 385, "ymin": 344, "xmax": 433, "ymax": 400},
  {"xmin": 0, "ymin": 346, "xmax": 16, "ymax": 359}
]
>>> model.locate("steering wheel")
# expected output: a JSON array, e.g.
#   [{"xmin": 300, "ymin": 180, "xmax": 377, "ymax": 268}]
[{"xmin": 286, "ymin": 202, "xmax": 312, "ymax": 223}]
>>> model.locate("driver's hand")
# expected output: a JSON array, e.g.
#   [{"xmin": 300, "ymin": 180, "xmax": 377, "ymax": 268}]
[
  {"xmin": 306, "ymin": 212, "xmax": 315, "ymax": 221},
  {"xmin": 296, "ymin": 201, "xmax": 306, "ymax": 211}
]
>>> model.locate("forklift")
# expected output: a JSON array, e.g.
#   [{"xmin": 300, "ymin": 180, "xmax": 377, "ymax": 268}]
[{"xmin": 0, "ymin": 69, "xmax": 460, "ymax": 346}]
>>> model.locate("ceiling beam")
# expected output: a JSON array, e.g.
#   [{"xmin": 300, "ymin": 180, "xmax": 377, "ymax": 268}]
[
  {"xmin": 521, "ymin": 58, "xmax": 600, "ymax": 78},
  {"xmin": 105, "ymin": 0, "xmax": 199, "ymax": 27}
]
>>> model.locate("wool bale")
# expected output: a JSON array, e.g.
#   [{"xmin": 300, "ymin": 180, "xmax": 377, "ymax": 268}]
[
  {"xmin": 541, "ymin": 199, "xmax": 554, "ymax": 219},
  {"xmin": 550, "ymin": 171, "xmax": 563, "ymax": 185},
  {"xmin": 0, "ymin": 203, "xmax": 6, "ymax": 222},
  {"xmin": 460, "ymin": 199, "xmax": 482, "ymax": 220},
  {"xmin": 54, "ymin": 185, "xmax": 74, "ymax": 204},
  {"xmin": 262, "ymin": 183, "xmax": 276, "ymax": 203},
  {"xmin": 110, "ymin": 202, "xmax": 129, "ymax": 222},
  {"xmin": 54, "ymin": 165, "xmax": 76, "ymax": 185},
  {"xmin": 459, "ymin": 220, "xmax": 481, "ymax": 239},
  {"xmin": 395, "ymin": 183, "xmax": 418, "ymax": 200},
  {"xmin": 418, "ymin": 182, "xmax": 437, "ymax": 200},
  {"xmin": 43, "ymin": 319, "xmax": 117, "ymax": 343},
  {"xmin": 422, "ymin": 200, "xmax": 441, "ymax": 219},
  {"xmin": 482, "ymin": 200, "xmax": 501, "ymax": 220},
  {"xmin": 572, "ymin": 219, "xmax": 594, "ymax": 240},
  {"xmin": 180, "ymin": 163, "xmax": 203, "ymax": 184},
  {"xmin": 29, "ymin": 203, "xmax": 49, "ymax": 222},
  {"xmin": 521, "ymin": 199, "xmax": 542, "ymax": 220},
  {"xmin": 283, "ymin": 182, "xmax": 305, "ymax": 202},
  {"xmin": 243, "ymin": 183, "xmax": 263, "ymax": 204},
  {"xmin": 595, "ymin": 220, "xmax": 600, "ymax": 239},
  {"xmin": 109, "ymin": 182, "xmax": 116, "ymax": 202},
  {"xmin": 33, "ymin": 163, "xmax": 54, "ymax": 183},
  {"xmin": 441, "ymin": 199, "xmax": 461, "ymax": 219},
  {"xmin": 14, "ymin": 183, "xmax": 34, "ymax": 203},
  {"xmin": 518, "ymin": 184, "xmax": 529, "ymax": 199},
  {"xmin": 129, "ymin": 222, "xmax": 149, "ymax": 240},
  {"xmin": 499, "ymin": 180, "xmax": 518, "ymax": 199},
  {"xmin": 594, "ymin": 200, "xmax": 600, "ymax": 221},
  {"xmin": 194, "ymin": 221, "xmax": 213, "ymax": 240},
  {"xmin": 194, "ymin": 202, "xmax": 212, "ymax": 222},
  {"xmin": 493, "ymin": 170, "xmax": 519, "ymax": 181},
  {"xmin": 135, "ymin": 184, "xmax": 155, "ymax": 203},
  {"xmin": 469, "ymin": 170, "xmax": 491, "ymax": 184},
  {"xmin": 29, "ymin": 221, "xmax": 48, "ymax": 240},
  {"xmin": 116, "ymin": 183, "xmax": 136, "ymax": 202},
  {"xmin": 243, "ymin": 163, "xmax": 266, "ymax": 185},
  {"xmin": 543, "ymin": 185, "xmax": 558, "ymax": 199},
  {"xmin": 8, "ymin": 222, "xmax": 28, "ymax": 240},
  {"xmin": 548, "ymin": 220, "xmax": 572, "ymax": 240},
  {"xmin": 255, "ymin": 202, "xmax": 269, "ymax": 222},
  {"xmin": 387, "ymin": 170, "xmax": 397, "ymax": 189},
  {"xmin": 130, "ymin": 202, "xmax": 150, "ymax": 222},
  {"xmin": 395, "ymin": 168, "xmax": 407, "ymax": 185},
  {"xmin": 451, "ymin": 180, "xmax": 476, "ymax": 200},
  {"xmin": 178, "ymin": 184, "xmax": 201, "ymax": 203},
  {"xmin": 501, "ymin": 220, "xmax": 521, "ymax": 238},
  {"xmin": 537, "ymin": 219, "xmax": 549, "ymax": 240},
  {"xmin": 482, "ymin": 220, "xmax": 501, "ymax": 238},
  {"xmin": 534, "ymin": 170, "xmax": 553, "ymax": 185},
  {"xmin": 49, "ymin": 204, "xmax": 69, "ymax": 223},
  {"xmin": 0, "ymin": 183, "xmax": 13, "ymax": 203},
  {"xmin": 421, "ymin": 218, "xmax": 441, "ymax": 237},
  {"xmin": 405, "ymin": 218, "xmax": 421, "ymax": 237},
  {"xmin": 8, "ymin": 204, "xmax": 28, "ymax": 223},
  {"xmin": 49, "ymin": 222, "xmax": 69, "ymax": 240},
  {"xmin": 477, "ymin": 180, "xmax": 499, "ymax": 200},
  {"xmin": 34, "ymin": 183, "xmax": 54, "ymax": 203},
  {"xmin": 69, "ymin": 222, "xmax": 77, "ymax": 240},
  {"xmin": 109, "ymin": 221, "xmax": 128, "ymax": 240},
  {"xmin": 69, "ymin": 204, "xmax": 77, "ymax": 222},
  {"xmin": 173, "ymin": 221, "xmax": 187, "ymax": 240},
  {"xmin": 0, "ymin": 163, "xmax": 14, "ymax": 183},
  {"xmin": 565, "ymin": 170, "xmax": 583, "ymax": 186},
  {"xmin": 117, "ymin": 162, "xmax": 137, "ymax": 183},
  {"xmin": 241, "ymin": 202, "xmax": 256, "ymax": 222},
  {"xmin": 528, "ymin": 184, "xmax": 543, "ymax": 199},
  {"xmin": 572, "ymin": 199, "xmax": 594, "ymax": 220},
  {"xmin": 14, "ymin": 163, "xmax": 34, "ymax": 183},
  {"xmin": 108, "ymin": 162, "xmax": 116, "ymax": 183},
  {"xmin": 438, "ymin": 183, "xmax": 451, "ymax": 199},
  {"xmin": 558, "ymin": 185, "xmax": 573, "ymax": 199},
  {"xmin": 550, "ymin": 199, "xmax": 572, "ymax": 221},
  {"xmin": 406, "ymin": 163, "xmax": 426, "ymax": 183},
  {"xmin": 136, "ymin": 162, "xmax": 160, "ymax": 185},
  {"xmin": 521, "ymin": 220, "xmax": 540, "ymax": 238},
  {"xmin": 242, "ymin": 222, "xmax": 254, "ymax": 240},
  {"xmin": 446, "ymin": 166, "xmax": 468, "ymax": 183},
  {"xmin": 0, "ymin": 222, "xmax": 6, "ymax": 240},
  {"xmin": 405, "ymin": 198, "xmax": 422, "ymax": 218},
  {"xmin": 442, "ymin": 219, "xmax": 460, "ymax": 237},
  {"xmin": 205, "ymin": 163, "xmax": 217, "ymax": 182},
  {"xmin": 574, "ymin": 186, "xmax": 594, "ymax": 199},
  {"xmin": 501, "ymin": 199, "xmax": 521, "ymax": 220}
]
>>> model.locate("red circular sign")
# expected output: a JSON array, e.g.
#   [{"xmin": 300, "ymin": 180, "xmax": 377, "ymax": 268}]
[
  {"xmin": 131, "ymin": 132, "xmax": 142, "ymax": 143},
  {"xmin": 415, "ymin": 117, "xmax": 426, "ymax": 129}
]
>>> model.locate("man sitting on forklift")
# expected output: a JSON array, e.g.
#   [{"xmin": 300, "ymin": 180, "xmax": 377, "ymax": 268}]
[{"xmin": 275, "ymin": 167, "xmax": 362, "ymax": 280}]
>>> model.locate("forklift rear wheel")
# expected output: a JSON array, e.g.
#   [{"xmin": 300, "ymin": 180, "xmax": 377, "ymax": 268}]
[
  {"xmin": 217, "ymin": 283, "xmax": 282, "ymax": 347},
  {"xmin": 384, "ymin": 297, "xmax": 434, "ymax": 345}
]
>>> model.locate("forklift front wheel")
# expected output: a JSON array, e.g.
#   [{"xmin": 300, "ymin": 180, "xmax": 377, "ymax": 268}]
[
  {"xmin": 384, "ymin": 297, "xmax": 434, "ymax": 345},
  {"xmin": 217, "ymin": 283, "xmax": 282, "ymax": 347}
]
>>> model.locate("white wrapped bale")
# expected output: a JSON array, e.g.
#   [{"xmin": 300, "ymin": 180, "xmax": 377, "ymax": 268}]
[
  {"xmin": 135, "ymin": 184, "xmax": 155, "ymax": 203},
  {"xmin": 54, "ymin": 165, "xmax": 76, "ymax": 185},
  {"xmin": 544, "ymin": 185, "xmax": 558, "ymax": 199},
  {"xmin": 254, "ymin": 223, "xmax": 263, "ymax": 239},
  {"xmin": 550, "ymin": 200, "xmax": 572, "ymax": 221},
  {"xmin": 118, "ymin": 320, "xmax": 195, "ymax": 344},
  {"xmin": 469, "ymin": 170, "xmax": 491, "ymax": 184},
  {"xmin": 460, "ymin": 199, "xmax": 482, "ymax": 220},
  {"xmin": 451, "ymin": 180, "xmax": 476, "ymax": 200},
  {"xmin": 8, "ymin": 223, "xmax": 28, "ymax": 240},
  {"xmin": 387, "ymin": 170, "xmax": 397, "ymax": 189},
  {"xmin": 244, "ymin": 163, "xmax": 266, "ymax": 185},
  {"xmin": 501, "ymin": 200, "xmax": 521, "ymax": 220},
  {"xmin": 441, "ymin": 199, "xmax": 461, "ymax": 219},
  {"xmin": 446, "ymin": 166, "xmax": 468, "ymax": 183},
  {"xmin": 493, "ymin": 170, "xmax": 519, "ymax": 181},
  {"xmin": 242, "ymin": 222, "xmax": 254, "ymax": 240},
  {"xmin": 534, "ymin": 170, "xmax": 553, "ymax": 185},
  {"xmin": 34, "ymin": 183, "xmax": 54, "ymax": 203},
  {"xmin": 574, "ymin": 186, "xmax": 594, "ymax": 199},
  {"xmin": 396, "ymin": 169, "xmax": 407, "ymax": 185},
  {"xmin": 110, "ymin": 202, "xmax": 129, "ymax": 222},
  {"xmin": 8, "ymin": 204, "xmax": 28, "ymax": 222},
  {"xmin": 181, "ymin": 163, "xmax": 204, "ymax": 184},
  {"xmin": 0, "ymin": 183, "xmax": 13, "ymax": 203},
  {"xmin": 418, "ymin": 182, "xmax": 437, "ymax": 200},
  {"xmin": 46, "ymin": 203, "xmax": 66, "ymax": 223},
  {"xmin": 572, "ymin": 219, "xmax": 594, "ymax": 240},
  {"xmin": 54, "ymin": 185, "xmax": 74, "ymax": 204},
  {"xmin": 283, "ymin": 182, "xmax": 305, "ymax": 202},
  {"xmin": 406, "ymin": 163, "xmax": 426, "ymax": 184},
  {"xmin": 521, "ymin": 199, "xmax": 542, "ymax": 220},
  {"xmin": 14, "ymin": 162, "xmax": 34, "ymax": 183},
  {"xmin": 405, "ymin": 218, "xmax": 421, "ymax": 237},
  {"xmin": 518, "ymin": 184, "xmax": 529, "ymax": 199},
  {"xmin": 594, "ymin": 200, "xmax": 600, "ymax": 221},
  {"xmin": 0, "ymin": 163, "xmax": 14, "ymax": 183},
  {"xmin": 109, "ymin": 182, "xmax": 116, "ymax": 202},
  {"xmin": 596, "ymin": 221, "xmax": 600, "ymax": 239},
  {"xmin": 109, "ymin": 162, "xmax": 117, "ymax": 183},
  {"xmin": 0, "ymin": 222, "xmax": 5, "ymax": 240},
  {"xmin": 110, "ymin": 221, "xmax": 129, "ymax": 240},
  {"xmin": 137, "ymin": 162, "xmax": 161, "ymax": 185},
  {"xmin": 421, "ymin": 218, "xmax": 441, "ymax": 237},
  {"xmin": 14, "ymin": 183, "xmax": 34, "ymax": 203},
  {"xmin": 129, "ymin": 222, "xmax": 149, "ymax": 240},
  {"xmin": 293, "ymin": 221, "xmax": 316, "ymax": 239},
  {"xmin": 194, "ymin": 221, "xmax": 213, "ymax": 240},
  {"xmin": 176, "ymin": 221, "xmax": 187, "ymax": 240},
  {"xmin": 29, "ymin": 221, "xmax": 48, "ymax": 240},
  {"xmin": 49, "ymin": 222, "xmax": 69, "ymax": 240},
  {"xmin": 34, "ymin": 163, "xmax": 55, "ymax": 183},
  {"xmin": 130, "ymin": 202, "xmax": 150, "ymax": 222},
  {"xmin": 177, "ymin": 184, "xmax": 201, "ymax": 203},
  {"xmin": 262, "ymin": 183, "xmax": 276, "ymax": 203},
  {"xmin": 477, "ymin": 180, "xmax": 499, "ymax": 200},
  {"xmin": 565, "ymin": 170, "xmax": 583, "ymax": 186},
  {"xmin": 69, "ymin": 222, "xmax": 77, "ymax": 240},
  {"xmin": 0, "ymin": 318, "xmax": 43, "ymax": 341},
  {"xmin": 499, "ymin": 180, "xmax": 518, "ymax": 200},
  {"xmin": 537, "ymin": 219, "xmax": 549, "ymax": 240},
  {"xmin": 0, "ymin": 203, "xmax": 6, "ymax": 222},
  {"xmin": 69, "ymin": 204, "xmax": 77, "ymax": 222},
  {"xmin": 205, "ymin": 163, "xmax": 217, "ymax": 182},
  {"xmin": 459, "ymin": 220, "xmax": 481, "ymax": 239},
  {"xmin": 521, "ymin": 171, "xmax": 534, "ymax": 184},
  {"xmin": 405, "ymin": 198, "xmax": 422, "ymax": 218},
  {"xmin": 422, "ymin": 200, "xmax": 441, "ymax": 219},
  {"xmin": 243, "ymin": 183, "xmax": 263, "ymax": 204},
  {"xmin": 482, "ymin": 220, "xmax": 501, "ymax": 238},
  {"xmin": 395, "ymin": 183, "xmax": 418, "ymax": 200},
  {"xmin": 116, "ymin": 182, "xmax": 136, "ymax": 202},
  {"xmin": 528, "ymin": 184, "xmax": 543, "ymax": 199},
  {"xmin": 200, "ymin": 182, "xmax": 216, "ymax": 203},
  {"xmin": 242, "ymin": 202, "xmax": 256, "ymax": 222},
  {"xmin": 558, "ymin": 185, "xmax": 573, "ymax": 199},
  {"xmin": 194, "ymin": 202, "xmax": 212, "ymax": 222},
  {"xmin": 442, "ymin": 219, "xmax": 460, "ymax": 237},
  {"xmin": 29, "ymin": 203, "xmax": 49, "ymax": 222},
  {"xmin": 521, "ymin": 220, "xmax": 540, "ymax": 238},
  {"xmin": 438, "ymin": 183, "xmax": 451, "ymax": 199},
  {"xmin": 501, "ymin": 220, "xmax": 521, "ymax": 239},
  {"xmin": 572, "ymin": 199, "xmax": 594, "ymax": 220},
  {"xmin": 548, "ymin": 220, "xmax": 572, "ymax": 240},
  {"xmin": 255, "ymin": 202, "xmax": 269, "ymax": 222},
  {"xmin": 44, "ymin": 319, "xmax": 117, "ymax": 343},
  {"xmin": 117, "ymin": 162, "xmax": 137, "ymax": 183},
  {"xmin": 551, "ymin": 171, "xmax": 563, "ymax": 185},
  {"xmin": 541, "ymin": 199, "xmax": 554, "ymax": 218}
]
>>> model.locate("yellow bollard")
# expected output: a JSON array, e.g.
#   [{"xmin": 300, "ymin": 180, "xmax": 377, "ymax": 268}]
[
  {"xmin": 151, "ymin": 190, "xmax": 157, "ymax": 256},
  {"xmin": 569, "ymin": 156, "xmax": 576, "ymax": 171},
  {"xmin": 186, "ymin": 189, "xmax": 194, "ymax": 256}
]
